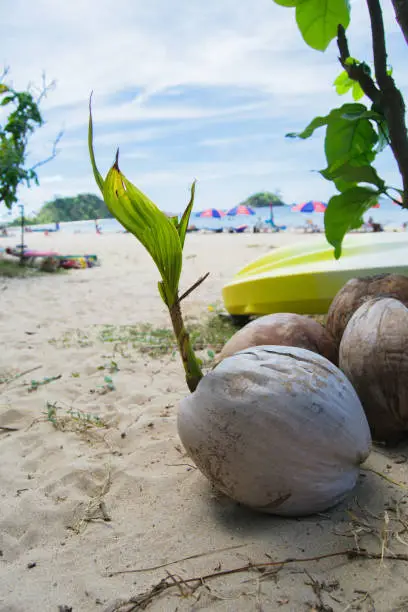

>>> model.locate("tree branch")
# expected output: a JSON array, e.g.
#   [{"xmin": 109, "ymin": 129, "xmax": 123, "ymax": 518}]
[
  {"xmin": 0, "ymin": 66, "xmax": 10, "ymax": 83},
  {"xmin": 337, "ymin": 3, "xmax": 408, "ymax": 208},
  {"xmin": 178, "ymin": 272, "xmax": 210, "ymax": 303},
  {"xmin": 366, "ymin": 0, "xmax": 408, "ymax": 207},
  {"xmin": 30, "ymin": 130, "xmax": 63, "ymax": 172},
  {"xmin": 35, "ymin": 73, "xmax": 56, "ymax": 106},
  {"xmin": 391, "ymin": 0, "xmax": 408, "ymax": 45},
  {"xmin": 337, "ymin": 25, "xmax": 380, "ymax": 104},
  {"xmin": 366, "ymin": 0, "xmax": 388, "ymax": 85}
]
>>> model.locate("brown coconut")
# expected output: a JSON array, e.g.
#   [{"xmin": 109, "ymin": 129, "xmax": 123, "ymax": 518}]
[
  {"xmin": 215, "ymin": 313, "xmax": 337, "ymax": 366},
  {"xmin": 339, "ymin": 297, "xmax": 408, "ymax": 444},
  {"xmin": 326, "ymin": 273, "xmax": 408, "ymax": 349}
]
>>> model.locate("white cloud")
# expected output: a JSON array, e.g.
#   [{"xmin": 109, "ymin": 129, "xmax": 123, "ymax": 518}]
[
  {"xmin": 2, "ymin": 0, "xmax": 407, "ymax": 214},
  {"xmin": 82, "ymin": 99, "xmax": 272, "ymax": 129},
  {"xmin": 200, "ymin": 133, "xmax": 281, "ymax": 147},
  {"xmin": 41, "ymin": 175, "xmax": 64, "ymax": 184}
]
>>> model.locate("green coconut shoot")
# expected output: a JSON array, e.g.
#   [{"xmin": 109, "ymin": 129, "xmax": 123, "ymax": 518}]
[{"xmin": 88, "ymin": 97, "xmax": 205, "ymax": 392}]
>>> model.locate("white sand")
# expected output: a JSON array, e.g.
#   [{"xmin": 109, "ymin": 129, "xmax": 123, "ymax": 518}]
[{"xmin": 0, "ymin": 230, "xmax": 407, "ymax": 612}]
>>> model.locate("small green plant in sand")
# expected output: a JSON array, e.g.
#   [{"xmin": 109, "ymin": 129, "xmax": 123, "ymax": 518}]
[
  {"xmin": 49, "ymin": 329, "xmax": 92, "ymax": 349},
  {"xmin": 95, "ymin": 375, "xmax": 115, "ymax": 395},
  {"xmin": 27, "ymin": 374, "xmax": 61, "ymax": 392},
  {"xmin": 89, "ymin": 99, "xmax": 209, "ymax": 391},
  {"xmin": 48, "ymin": 311, "xmax": 238, "ymax": 361},
  {"xmin": 44, "ymin": 401, "xmax": 107, "ymax": 432},
  {"xmin": 96, "ymin": 359, "xmax": 119, "ymax": 376},
  {"xmin": 107, "ymin": 360, "xmax": 119, "ymax": 373},
  {"xmin": 0, "ymin": 368, "xmax": 16, "ymax": 384},
  {"xmin": 99, "ymin": 323, "xmax": 174, "ymax": 347},
  {"xmin": 0, "ymin": 258, "xmax": 67, "ymax": 278},
  {"xmin": 97, "ymin": 310, "xmax": 237, "ymax": 361},
  {"xmin": 0, "ymin": 260, "xmax": 40, "ymax": 278}
]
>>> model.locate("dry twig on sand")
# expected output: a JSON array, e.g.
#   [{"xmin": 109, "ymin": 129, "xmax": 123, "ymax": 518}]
[
  {"xmin": 107, "ymin": 544, "xmax": 247, "ymax": 576},
  {"xmin": 103, "ymin": 548, "xmax": 408, "ymax": 612}
]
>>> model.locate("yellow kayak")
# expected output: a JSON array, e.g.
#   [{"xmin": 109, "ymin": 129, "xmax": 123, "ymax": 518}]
[{"xmin": 222, "ymin": 232, "xmax": 408, "ymax": 317}]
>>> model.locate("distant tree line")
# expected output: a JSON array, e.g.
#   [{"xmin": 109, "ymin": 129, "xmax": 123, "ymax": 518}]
[
  {"xmin": 8, "ymin": 191, "xmax": 286, "ymax": 227},
  {"xmin": 240, "ymin": 192, "xmax": 286, "ymax": 208},
  {"xmin": 9, "ymin": 194, "xmax": 112, "ymax": 226}
]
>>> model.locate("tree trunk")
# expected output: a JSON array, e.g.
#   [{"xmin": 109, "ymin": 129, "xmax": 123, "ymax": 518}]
[{"xmin": 391, "ymin": 0, "xmax": 408, "ymax": 46}]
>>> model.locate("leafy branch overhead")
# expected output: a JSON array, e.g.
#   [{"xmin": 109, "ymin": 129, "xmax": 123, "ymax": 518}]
[
  {"xmin": 273, "ymin": 0, "xmax": 408, "ymax": 258},
  {"xmin": 0, "ymin": 72, "xmax": 63, "ymax": 209}
]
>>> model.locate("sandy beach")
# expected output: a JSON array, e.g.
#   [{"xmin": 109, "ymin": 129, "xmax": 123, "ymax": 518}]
[{"xmin": 1, "ymin": 229, "xmax": 408, "ymax": 612}]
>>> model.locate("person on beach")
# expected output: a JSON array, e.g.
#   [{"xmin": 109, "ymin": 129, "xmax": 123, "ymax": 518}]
[{"xmin": 368, "ymin": 216, "xmax": 383, "ymax": 232}]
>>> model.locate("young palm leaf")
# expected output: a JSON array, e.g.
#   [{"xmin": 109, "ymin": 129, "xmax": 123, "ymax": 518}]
[{"xmin": 88, "ymin": 98, "xmax": 203, "ymax": 391}]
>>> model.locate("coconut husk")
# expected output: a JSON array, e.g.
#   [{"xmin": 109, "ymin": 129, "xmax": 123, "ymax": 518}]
[
  {"xmin": 214, "ymin": 313, "xmax": 337, "ymax": 366},
  {"xmin": 326, "ymin": 274, "xmax": 408, "ymax": 349},
  {"xmin": 339, "ymin": 297, "xmax": 408, "ymax": 444}
]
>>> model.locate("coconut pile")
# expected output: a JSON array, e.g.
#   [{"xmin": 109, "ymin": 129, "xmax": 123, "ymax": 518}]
[{"xmin": 177, "ymin": 273, "xmax": 408, "ymax": 517}]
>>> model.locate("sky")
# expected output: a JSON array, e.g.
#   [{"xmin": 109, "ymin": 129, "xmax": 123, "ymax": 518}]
[{"xmin": 2, "ymin": 0, "xmax": 408, "ymax": 217}]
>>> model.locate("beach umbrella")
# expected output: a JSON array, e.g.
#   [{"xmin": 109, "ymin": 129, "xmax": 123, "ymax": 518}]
[
  {"xmin": 196, "ymin": 208, "xmax": 226, "ymax": 218},
  {"xmin": 227, "ymin": 205, "xmax": 256, "ymax": 216},
  {"xmin": 371, "ymin": 198, "xmax": 402, "ymax": 208},
  {"xmin": 291, "ymin": 201, "xmax": 327, "ymax": 213}
]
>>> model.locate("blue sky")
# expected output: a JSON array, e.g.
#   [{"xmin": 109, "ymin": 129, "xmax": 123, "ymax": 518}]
[{"xmin": 2, "ymin": 0, "xmax": 408, "ymax": 216}]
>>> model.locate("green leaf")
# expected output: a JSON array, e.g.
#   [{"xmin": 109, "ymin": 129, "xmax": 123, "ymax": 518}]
[
  {"xmin": 0, "ymin": 84, "xmax": 9, "ymax": 94},
  {"xmin": 340, "ymin": 108, "xmax": 380, "ymax": 122},
  {"xmin": 324, "ymin": 104, "xmax": 378, "ymax": 190},
  {"xmin": 320, "ymin": 162, "xmax": 385, "ymax": 190},
  {"xmin": 333, "ymin": 71, "xmax": 353, "ymax": 96},
  {"xmin": 103, "ymin": 157, "xmax": 182, "ymax": 307},
  {"xmin": 333, "ymin": 70, "xmax": 364, "ymax": 101},
  {"xmin": 296, "ymin": 0, "xmax": 350, "ymax": 51},
  {"xmin": 158, "ymin": 281, "xmax": 167, "ymax": 304},
  {"xmin": 352, "ymin": 81, "xmax": 364, "ymax": 101},
  {"xmin": 373, "ymin": 116, "xmax": 390, "ymax": 153},
  {"xmin": 273, "ymin": 0, "xmax": 305, "ymax": 5},
  {"xmin": 324, "ymin": 187, "xmax": 379, "ymax": 258},
  {"xmin": 1, "ymin": 95, "xmax": 14, "ymax": 106},
  {"xmin": 337, "ymin": 103, "xmax": 369, "ymax": 121},
  {"xmin": 287, "ymin": 103, "xmax": 370, "ymax": 140},
  {"xmin": 286, "ymin": 113, "xmax": 331, "ymax": 139},
  {"xmin": 88, "ymin": 95, "xmax": 104, "ymax": 194},
  {"xmin": 177, "ymin": 180, "xmax": 196, "ymax": 249}
]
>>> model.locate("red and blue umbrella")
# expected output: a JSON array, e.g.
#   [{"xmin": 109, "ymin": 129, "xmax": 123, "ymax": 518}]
[
  {"xmin": 291, "ymin": 201, "xmax": 327, "ymax": 213},
  {"xmin": 196, "ymin": 208, "xmax": 226, "ymax": 218},
  {"xmin": 227, "ymin": 205, "xmax": 256, "ymax": 216},
  {"xmin": 371, "ymin": 198, "xmax": 401, "ymax": 208}
]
